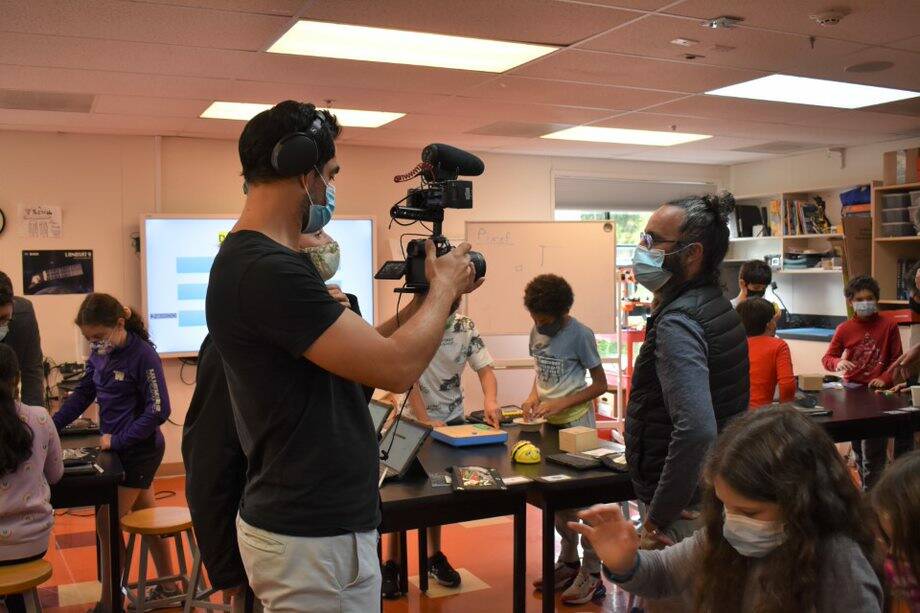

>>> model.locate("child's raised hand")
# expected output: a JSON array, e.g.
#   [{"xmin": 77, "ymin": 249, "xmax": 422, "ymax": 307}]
[{"xmin": 568, "ymin": 504, "xmax": 639, "ymax": 575}]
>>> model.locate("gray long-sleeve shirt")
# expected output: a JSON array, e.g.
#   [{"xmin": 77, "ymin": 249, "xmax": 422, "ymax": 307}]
[
  {"xmin": 608, "ymin": 530, "xmax": 883, "ymax": 613},
  {"xmin": 647, "ymin": 312, "xmax": 718, "ymax": 528}
]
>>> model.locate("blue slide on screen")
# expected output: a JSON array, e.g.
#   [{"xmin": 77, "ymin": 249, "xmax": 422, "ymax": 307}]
[{"xmin": 143, "ymin": 216, "xmax": 375, "ymax": 355}]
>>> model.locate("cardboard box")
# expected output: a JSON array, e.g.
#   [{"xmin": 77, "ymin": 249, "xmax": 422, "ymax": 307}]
[
  {"xmin": 798, "ymin": 374, "xmax": 824, "ymax": 392},
  {"xmin": 883, "ymin": 149, "xmax": 920, "ymax": 185},
  {"xmin": 559, "ymin": 426, "xmax": 599, "ymax": 453}
]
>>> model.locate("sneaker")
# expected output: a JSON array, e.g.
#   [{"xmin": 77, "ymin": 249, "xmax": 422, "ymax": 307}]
[
  {"xmin": 128, "ymin": 584, "xmax": 184, "ymax": 610},
  {"xmin": 532, "ymin": 561, "xmax": 580, "ymax": 591},
  {"xmin": 381, "ymin": 560, "xmax": 402, "ymax": 599},
  {"xmin": 428, "ymin": 551, "xmax": 461, "ymax": 588},
  {"xmin": 560, "ymin": 570, "xmax": 606, "ymax": 606}
]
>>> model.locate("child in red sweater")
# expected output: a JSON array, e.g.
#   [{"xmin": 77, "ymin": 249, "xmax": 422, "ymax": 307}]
[
  {"xmin": 822, "ymin": 276, "xmax": 902, "ymax": 388},
  {"xmin": 736, "ymin": 298, "xmax": 795, "ymax": 408},
  {"xmin": 822, "ymin": 276, "xmax": 905, "ymax": 488}
]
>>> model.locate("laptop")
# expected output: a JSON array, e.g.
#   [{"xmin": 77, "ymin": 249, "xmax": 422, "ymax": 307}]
[
  {"xmin": 368, "ymin": 399, "xmax": 394, "ymax": 436},
  {"xmin": 378, "ymin": 418, "xmax": 431, "ymax": 486}
]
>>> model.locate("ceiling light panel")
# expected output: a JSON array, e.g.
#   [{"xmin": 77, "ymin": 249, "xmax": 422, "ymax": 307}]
[
  {"xmin": 541, "ymin": 126, "xmax": 712, "ymax": 146},
  {"xmin": 201, "ymin": 101, "xmax": 405, "ymax": 127},
  {"xmin": 706, "ymin": 74, "xmax": 919, "ymax": 109},
  {"xmin": 268, "ymin": 20, "xmax": 558, "ymax": 73}
]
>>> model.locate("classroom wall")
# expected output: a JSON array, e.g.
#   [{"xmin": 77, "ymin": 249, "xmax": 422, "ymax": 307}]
[{"xmin": 0, "ymin": 128, "xmax": 728, "ymax": 468}]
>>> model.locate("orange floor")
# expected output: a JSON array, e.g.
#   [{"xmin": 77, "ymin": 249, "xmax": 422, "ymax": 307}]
[{"xmin": 34, "ymin": 476, "xmax": 634, "ymax": 612}]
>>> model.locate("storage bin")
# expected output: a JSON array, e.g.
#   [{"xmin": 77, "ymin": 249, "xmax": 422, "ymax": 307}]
[
  {"xmin": 882, "ymin": 206, "xmax": 920, "ymax": 223},
  {"xmin": 883, "ymin": 193, "xmax": 912, "ymax": 209},
  {"xmin": 840, "ymin": 185, "xmax": 871, "ymax": 206},
  {"xmin": 882, "ymin": 221, "xmax": 917, "ymax": 237}
]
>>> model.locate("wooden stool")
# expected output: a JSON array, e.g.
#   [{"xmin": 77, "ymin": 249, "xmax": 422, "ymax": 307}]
[
  {"xmin": 121, "ymin": 507, "xmax": 200, "ymax": 613},
  {"xmin": 182, "ymin": 546, "xmax": 231, "ymax": 612},
  {"xmin": 0, "ymin": 559, "xmax": 52, "ymax": 613}
]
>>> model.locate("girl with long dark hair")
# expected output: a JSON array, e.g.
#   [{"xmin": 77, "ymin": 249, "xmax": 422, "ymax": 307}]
[
  {"xmin": 0, "ymin": 344, "xmax": 63, "ymax": 613},
  {"xmin": 52, "ymin": 293, "xmax": 177, "ymax": 611},
  {"xmin": 568, "ymin": 407, "xmax": 883, "ymax": 612},
  {"xmin": 872, "ymin": 450, "xmax": 920, "ymax": 612}
]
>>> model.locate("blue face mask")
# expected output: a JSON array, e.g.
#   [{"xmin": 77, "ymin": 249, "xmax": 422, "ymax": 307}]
[
  {"xmin": 302, "ymin": 171, "xmax": 336, "ymax": 233},
  {"xmin": 0, "ymin": 323, "xmax": 9, "ymax": 342},
  {"xmin": 632, "ymin": 246, "xmax": 673, "ymax": 292}
]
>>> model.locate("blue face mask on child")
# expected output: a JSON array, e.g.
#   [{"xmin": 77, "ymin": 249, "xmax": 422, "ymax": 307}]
[{"xmin": 852, "ymin": 300, "xmax": 877, "ymax": 317}]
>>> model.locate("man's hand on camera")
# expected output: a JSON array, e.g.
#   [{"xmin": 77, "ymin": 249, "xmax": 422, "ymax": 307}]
[
  {"xmin": 327, "ymin": 284, "xmax": 350, "ymax": 308},
  {"xmin": 425, "ymin": 240, "xmax": 475, "ymax": 298}
]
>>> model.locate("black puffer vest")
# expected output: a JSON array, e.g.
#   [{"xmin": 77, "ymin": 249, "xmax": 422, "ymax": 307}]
[{"xmin": 625, "ymin": 280, "xmax": 749, "ymax": 503}]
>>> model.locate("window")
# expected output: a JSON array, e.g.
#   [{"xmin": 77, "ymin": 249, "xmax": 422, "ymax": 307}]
[{"xmin": 554, "ymin": 209, "xmax": 651, "ymax": 259}]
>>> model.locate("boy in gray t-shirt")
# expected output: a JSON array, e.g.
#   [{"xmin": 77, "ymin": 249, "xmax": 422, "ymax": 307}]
[{"xmin": 522, "ymin": 274, "xmax": 608, "ymax": 606}]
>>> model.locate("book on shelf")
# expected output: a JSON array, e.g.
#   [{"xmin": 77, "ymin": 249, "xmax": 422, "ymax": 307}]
[
  {"xmin": 842, "ymin": 203, "xmax": 871, "ymax": 216},
  {"xmin": 769, "ymin": 200, "xmax": 782, "ymax": 237},
  {"xmin": 897, "ymin": 258, "xmax": 919, "ymax": 301}
]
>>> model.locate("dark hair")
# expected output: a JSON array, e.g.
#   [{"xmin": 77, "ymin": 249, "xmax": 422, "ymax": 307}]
[
  {"xmin": 75, "ymin": 293, "xmax": 153, "ymax": 346},
  {"xmin": 524, "ymin": 274, "xmax": 574, "ymax": 317},
  {"xmin": 871, "ymin": 450, "xmax": 920, "ymax": 603},
  {"xmin": 0, "ymin": 270, "xmax": 12, "ymax": 307},
  {"xmin": 906, "ymin": 261, "xmax": 920, "ymax": 298},
  {"xmin": 666, "ymin": 192, "xmax": 735, "ymax": 285},
  {"xmin": 695, "ymin": 407, "xmax": 878, "ymax": 612},
  {"xmin": 740, "ymin": 259, "xmax": 772, "ymax": 287},
  {"xmin": 845, "ymin": 275, "xmax": 880, "ymax": 301},
  {"xmin": 736, "ymin": 297, "xmax": 775, "ymax": 337},
  {"xmin": 238, "ymin": 100, "xmax": 341, "ymax": 185},
  {"xmin": 0, "ymin": 344, "xmax": 30, "ymax": 478}
]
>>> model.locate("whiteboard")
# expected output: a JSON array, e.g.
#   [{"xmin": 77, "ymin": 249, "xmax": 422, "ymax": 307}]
[{"xmin": 465, "ymin": 221, "xmax": 617, "ymax": 335}]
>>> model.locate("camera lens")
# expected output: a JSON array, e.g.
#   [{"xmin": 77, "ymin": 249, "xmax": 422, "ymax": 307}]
[{"xmin": 469, "ymin": 251, "xmax": 486, "ymax": 280}]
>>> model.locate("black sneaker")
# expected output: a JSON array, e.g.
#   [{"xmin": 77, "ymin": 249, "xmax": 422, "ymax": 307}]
[
  {"xmin": 428, "ymin": 551, "xmax": 461, "ymax": 588},
  {"xmin": 381, "ymin": 560, "xmax": 402, "ymax": 599}
]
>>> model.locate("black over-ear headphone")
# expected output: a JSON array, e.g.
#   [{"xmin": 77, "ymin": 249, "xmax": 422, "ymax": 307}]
[{"xmin": 270, "ymin": 115, "xmax": 325, "ymax": 177}]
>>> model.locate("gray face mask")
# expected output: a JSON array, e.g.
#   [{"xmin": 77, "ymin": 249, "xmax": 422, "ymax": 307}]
[
  {"xmin": 0, "ymin": 323, "xmax": 8, "ymax": 342},
  {"xmin": 723, "ymin": 512, "xmax": 785, "ymax": 558}
]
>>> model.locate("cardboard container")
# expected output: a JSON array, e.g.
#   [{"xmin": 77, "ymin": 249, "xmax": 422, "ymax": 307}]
[
  {"xmin": 883, "ymin": 148, "xmax": 920, "ymax": 185},
  {"xmin": 798, "ymin": 374, "xmax": 824, "ymax": 392},
  {"xmin": 559, "ymin": 426, "xmax": 599, "ymax": 453}
]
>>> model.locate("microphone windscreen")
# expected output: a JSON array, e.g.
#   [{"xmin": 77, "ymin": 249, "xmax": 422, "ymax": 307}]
[{"xmin": 422, "ymin": 143, "xmax": 484, "ymax": 177}]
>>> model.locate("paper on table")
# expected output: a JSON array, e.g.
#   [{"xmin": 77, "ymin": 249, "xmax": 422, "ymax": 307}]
[
  {"xmin": 581, "ymin": 444, "xmax": 626, "ymax": 457},
  {"xmin": 502, "ymin": 475, "xmax": 532, "ymax": 485}
]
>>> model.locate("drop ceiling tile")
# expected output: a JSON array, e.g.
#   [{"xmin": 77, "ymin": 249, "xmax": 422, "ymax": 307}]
[
  {"xmin": 0, "ymin": 64, "xmax": 236, "ymax": 100},
  {"xmin": 492, "ymin": 139, "xmax": 646, "ymax": 158},
  {"xmin": 619, "ymin": 148, "xmax": 774, "ymax": 164},
  {"xmin": 792, "ymin": 109, "xmax": 920, "ymax": 133},
  {"xmin": 0, "ymin": 108, "xmax": 190, "ymax": 133},
  {"xmin": 594, "ymin": 111, "xmax": 888, "ymax": 144},
  {"xmin": 570, "ymin": 0, "xmax": 683, "ymax": 10},
  {"xmin": 512, "ymin": 49, "xmax": 768, "ymax": 93},
  {"xmin": 0, "ymin": 33, "xmax": 495, "ymax": 96},
  {"xmin": 889, "ymin": 35, "xmax": 920, "ymax": 53},
  {"xmin": 665, "ymin": 0, "xmax": 920, "ymax": 46},
  {"xmin": 802, "ymin": 46, "xmax": 920, "ymax": 92},
  {"xmin": 302, "ymin": 0, "xmax": 641, "ymax": 46},
  {"xmin": 647, "ymin": 95, "xmax": 839, "ymax": 123},
  {"xmin": 866, "ymin": 97, "xmax": 920, "ymax": 118},
  {"xmin": 132, "ymin": 0, "xmax": 303, "ymax": 15},
  {"xmin": 461, "ymin": 76, "xmax": 683, "ymax": 111},
  {"xmin": 92, "ymin": 95, "xmax": 212, "ymax": 118},
  {"xmin": 2, "ymin": 0, "xmax": 290, "ymax": 51},
  {"xmin": 583, "ymin": 14, "xmax": 869, "ymax": 74},
  {"xmin": 434, "ymin": 97, "xmax": 615, "ymax": 124}
]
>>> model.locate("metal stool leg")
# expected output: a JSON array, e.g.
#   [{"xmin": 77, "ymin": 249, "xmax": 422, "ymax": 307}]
[
  {"xmin": 22, "ymin": 588, "xmax": 42, "ymax": 613},
  {"xmin": 184, "ymin": 547, "xmax": 203, "ymax": 613},
  {"xmin": 136, "ymin": 536, "xmax": 151, "ymax": 613},
  {"xmin": 174, "ymin": 533, "xmax": 189, "ymax": 593}
]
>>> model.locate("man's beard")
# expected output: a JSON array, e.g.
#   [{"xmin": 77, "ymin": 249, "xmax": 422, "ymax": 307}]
[{"xmin": 661, "ymin": 252, "xmax": 688, "ymax": 294}]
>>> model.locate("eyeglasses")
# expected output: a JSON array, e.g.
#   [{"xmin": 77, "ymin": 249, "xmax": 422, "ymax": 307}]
[{"xmin": 638, "ymin": 231, "xmax": 682, "ymax": 250}]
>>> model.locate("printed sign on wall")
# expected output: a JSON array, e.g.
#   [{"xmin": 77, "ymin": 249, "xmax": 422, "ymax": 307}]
[
  {"xmin": 22, "ymin": 250, "xmax": 94, "ymax": 295},
  {"xmin": 19, "ymin": 204, "xmax": 62, "ymax": 239}
]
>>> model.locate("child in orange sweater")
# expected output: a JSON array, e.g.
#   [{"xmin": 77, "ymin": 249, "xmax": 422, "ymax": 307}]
[{"xmin": 736, "ymin": 298, "xmax": 795, "ymax": 408}]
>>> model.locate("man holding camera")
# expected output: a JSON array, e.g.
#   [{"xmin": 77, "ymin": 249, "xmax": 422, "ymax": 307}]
[{"xmin": 206, "ymin": 101, "xmax": 480, "ymax": 611}]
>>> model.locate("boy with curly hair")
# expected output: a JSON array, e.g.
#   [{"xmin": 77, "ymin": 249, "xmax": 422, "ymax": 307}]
[{"xmin": 522, "ymin": 274, "xmax": 607, "ymax": 604}]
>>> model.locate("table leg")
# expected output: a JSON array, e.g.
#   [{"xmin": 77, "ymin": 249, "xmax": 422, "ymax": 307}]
[
  {"xmin": 109, "ymin": 483, "xmax": 123, "ymax": 613},
  {"xmin": 542, "ymin": 502, "xmax": 555, "ymax": 613},
  {"xmin": 418, "ymin": 528, "xmax": 428, "ymax": 593},
  {"xmin": 398, "ymin": 531, "xmax": 409, "ymax": 596},
  {"xmin": 513, "ymin": 501, "xmax": 526, "ymax": 613}
]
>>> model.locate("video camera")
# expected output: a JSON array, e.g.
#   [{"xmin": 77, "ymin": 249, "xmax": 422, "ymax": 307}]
[{"xmin": 375, "ymin": 144, "xmax": 486, "ymax": 293}]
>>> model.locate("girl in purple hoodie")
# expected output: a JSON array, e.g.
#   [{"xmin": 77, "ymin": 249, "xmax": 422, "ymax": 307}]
[
  {"xmin": 53, "ymin": 293, "xmax": 177, "ymax": 611},
  {"xmin": 0, "ymin": 344, "xmax": 63, "ymax": 613}
]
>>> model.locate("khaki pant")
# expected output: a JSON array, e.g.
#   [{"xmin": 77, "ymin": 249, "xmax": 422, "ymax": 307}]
[{"xmin": 236, "ymin": 516, "xmax": 380, "ymax": 613}]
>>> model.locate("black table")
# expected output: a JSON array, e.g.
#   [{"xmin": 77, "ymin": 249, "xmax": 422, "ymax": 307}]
[
  {"xmin": 784, "ymin": 388, "xmax": 917, "ymax": 441},
  {"xmin": 380, "ymin": 437, "xmax": 529, "ymax": 613},
  {"xmin": 381, "ymin": 425, "xmax": 633, "ymax": 613},
  {"xmin": 50, "ymin": 434, "xmax": 124, "ymax": 613}
]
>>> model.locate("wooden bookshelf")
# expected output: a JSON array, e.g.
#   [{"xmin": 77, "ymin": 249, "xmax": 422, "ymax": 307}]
[{"xmin": 871, "ymin": 181, "xmax": 920, "ymax": 306}]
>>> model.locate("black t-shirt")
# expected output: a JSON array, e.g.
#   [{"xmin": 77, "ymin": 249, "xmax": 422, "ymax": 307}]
[{"xmin": 206, "ymin": 230, "xmax": 380, "ymax": 537}]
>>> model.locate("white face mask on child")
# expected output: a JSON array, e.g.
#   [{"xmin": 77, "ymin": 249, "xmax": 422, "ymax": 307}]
[{"xmin": 722, "ymin": 512, "xmax": 785, "ymax": 558}]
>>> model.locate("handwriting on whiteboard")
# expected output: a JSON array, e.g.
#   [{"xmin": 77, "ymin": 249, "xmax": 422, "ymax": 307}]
[{"xmin": 474, "ymin": 228, "xmax": 514, "ymax": 246}]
